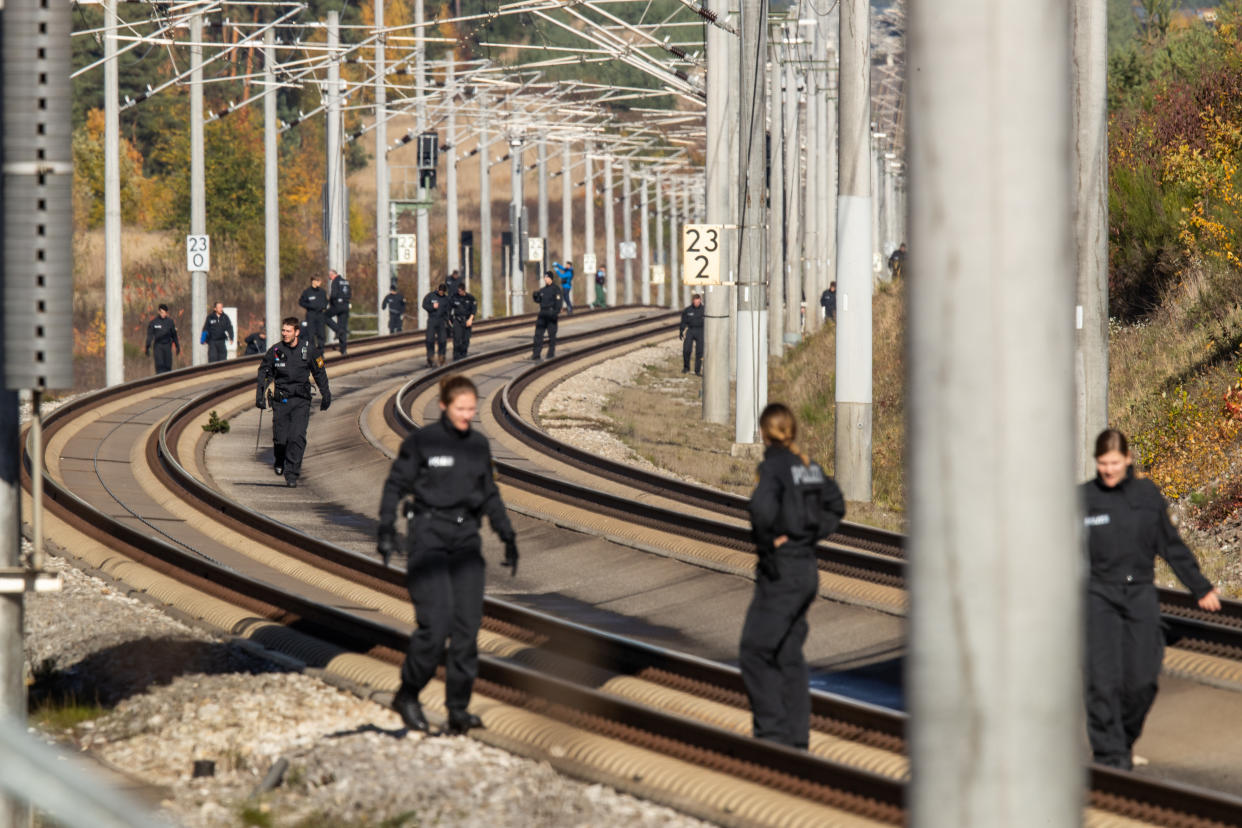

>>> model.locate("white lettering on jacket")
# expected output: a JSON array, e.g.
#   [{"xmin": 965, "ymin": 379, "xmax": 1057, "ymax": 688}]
[
  {"xmin": 1084, "ymin": 514, "xmax": 1110, "ymax": 527},
  {"xmin": 427, "ymin": 455, "xmax": 454, "ymax": 468},
  {"xmin": 791, "ymin": 464, "xmax": 825, "ymax": 486}
]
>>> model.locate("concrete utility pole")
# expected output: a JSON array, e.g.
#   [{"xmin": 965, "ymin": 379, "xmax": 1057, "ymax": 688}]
[
  {"xmin": 446, "ymin": 56, "xmax": 459, "ymax": 276},
  {"xmin": 735, "ymin": 0, "xmax": 768, "ymax": 444},
  {"xmin": 414, "ymin": 0, "xmax": 430, "ymax": 322},
  {"xmin": 622, "ymin": 159, "xmax": 634, "ymax": 304},
  {"xmin": 802, "ymin": 45, "xmax": 821, "ymax": 338},
  {"xmin": 681, "ymin": 181, "xmax": 693, "ymax": 307},
  {"xmin": 907, "ymin": 0, "xmax": 1082, "ymax": 824},
  {"xmin": 0, "ymin": 389, "xmax": 24, "ymax": 828},
  {"xmin": 639, "ymin": 174, "xmax": 651, "ymax": 305},
  {"xmin": 326, "ymin": 12, "xmax": 345, "ymax": 275},
  {"xmin": 835, "ymin": 0, "xmax": 873, "ymax": 502},
  {"xmin": 667, "ymin": 177, "xmax": 680, "ymax": 310},
  {"xmin": 1074, "ymin": 0, "xmax": 1109, "ymax": 479},
  {"xmin": 190, "ymin": 12, "xmax": 207, "ymax": 366},
  {"xmin": 603, "ymin": 158, "xmax": 617, "ymax": 305},
  {"xmin": 509, "ymin": 137, "xmax": 525, "ymax": 316},
  {"xmin": 104, "ymin": 0, "xmax": 123, "ymax": 385},
  {"xmin": 584, "ymin": 145, "xmax": 595, "ymax": 278},
  {"xmin": 375, "ymin": 4, "xmax": 389, "ymax": 329},
  {"xmin": 537, "ymin": 137, "xmax": 549, "ymax": 272},
  {"xmin": 872, "ymin": 136, "xmax": 884, "ymax": 278},
  {"xmin": 561, "ymin": 141, "xmax": 573, "ymax": 300},
  {"xmin": 768, "ymin": 56, "xmax": 784, "ymax": 359},
  {"xmin": 265, "ymin": 30, "xmax": 281, "ymax": 349},
  {"xmin": 702, "ymin": 0, "xmax": 732, "ymax": 424},
  {"xmin": 820, "ymin": 43, "xmax": 838, "ymax": 304},
  {"xmin": 783, "ymin": 34, "xmax": 802, "ymax": 344},
  {"xmin": 479, "ymin": 103, "xmax": 493, "ymax": 318},
  {"xmin": 654, "ymin": 173, "xmax": 666, "ymax": 307}
]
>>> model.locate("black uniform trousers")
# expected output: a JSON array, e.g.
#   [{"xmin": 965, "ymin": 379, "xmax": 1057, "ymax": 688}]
[
  {"xmin": 207, "ymin": 339, "xmax": 228, "ymax": 363},
  {"xmin": 327, "ymin": 310, "xmax": 349, "ymax": 354},
  {"xmin": 1086, "ymin": 583, "xmax": 1164, "ymax": 768},
  {"xmin": 425, "ymin": 320, "xmax": 448, "ymax": 361},
  {"xmin": 533, "ymin": 314, "xmax": 558, "ymax": 358},
  {"xmin": 152, "ymin": 343, "xmax": 173, "ymax": 374},
  {"xmin": 271, "ymin": 395, "xmax": 311, "ymax": 484},
  {"xmin": 452, "ymin": 322, "xmax": 472, "ymax": 360},
  {"xmin": 388, "ymin": 313, "xmax": 404, "ymax": 334},
  {"xmin": 305, "ymin": 311, "xmax": 327, "ymax": 351},
  {"xmin": 402, "ymin": 515, "xmax": 486, "ymax": 715},
  {"xmin": 683, "ymin": 330, "xmax": 704, "ymax": 374},
  {"xmin": 739, "ymin": 550, "xmax": 818, "ymax": 748}
]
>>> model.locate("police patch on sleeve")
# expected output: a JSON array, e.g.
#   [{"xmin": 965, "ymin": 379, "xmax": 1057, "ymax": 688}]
[{"xmin": 315, "ymin": 356, "xmax": 325, "ymax": 368}]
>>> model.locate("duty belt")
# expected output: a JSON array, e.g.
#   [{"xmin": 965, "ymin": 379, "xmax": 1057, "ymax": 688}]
[{"xmin": 417, "ymin": 506, "xmax": 476, "ymax": 524}]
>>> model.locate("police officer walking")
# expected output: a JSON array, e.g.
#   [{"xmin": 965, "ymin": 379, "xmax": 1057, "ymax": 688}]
[
  {"xmin": 422, "ymin": 282, "xmax": 450, "ymax": 367},
  {"xmin": 450, "ymin": 282, "xmax": 477, "ymax": 361},
  {"xmin": 145, "ymin": 304, "xmax": 180, "ymax": 374},
  {"xmin": 382, "ymin": 282, "xmax": 407, "ymax": 334},
  {"xmin": 1082, "ymin": 429, "xmax": 1221, "ymax": 770},
  {"xmin": 679, "ymin": 293, "xmax": 705, "ymax": 375},
  {"xmin": 255, "ymin": 316, "xmax": 332, "ymax": 488},
  {"xmin": 299, "ymin": 274, "xmax": 330, "ymax": 351},
  {"xmin": 741, "ymin": 403, "xmax": 845, "ymax": 749},
  {"xmin": 531, "ymin": 271, "xmax": 563, "ymax": 361},
  {"xmin": 377, "ymin": 375, "xmax": 520, "ymax": 734},
  {"xmin": 326, "ymin": 268, "xmax": 352, "ymax": 355},
  {"xmin": 201, "ymin": 301, "xmax": 235, "ymax": 363},
  {"xmin": 445, "ymin": 269, "xmax": 463, "ymax": 297},
  {"xmin": 820, "ymin": 282, "xmax": 836, "ymax": 321}
]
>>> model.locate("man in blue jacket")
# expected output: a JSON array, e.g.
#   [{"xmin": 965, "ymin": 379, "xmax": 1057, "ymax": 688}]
[{"xmin": 553, "ymin": 259, "xmax": 574, "ymax": 315}]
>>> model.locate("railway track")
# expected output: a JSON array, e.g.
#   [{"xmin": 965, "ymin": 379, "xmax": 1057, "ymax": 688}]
[{"xmin": 25, "ymin": 309, "xmax": 1242, "ymax": 826}]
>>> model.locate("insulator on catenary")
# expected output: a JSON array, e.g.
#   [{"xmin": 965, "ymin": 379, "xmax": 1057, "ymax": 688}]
[
  {"xmin": 670, "ymin": 45, "xmax": 687, "ymax": 59},
  {"xmin": 697, "ymin": 5, "xmax": 718, "ymax": 23}
]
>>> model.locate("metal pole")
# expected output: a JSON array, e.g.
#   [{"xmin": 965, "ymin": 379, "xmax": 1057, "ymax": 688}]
[
  {"xmin": 375, "ymin": 4, "xmax": 389, "ymax": 330},
  {"xmin": 0, "ymin": 387, "xmax": 25, "ymax": 828},
  {"xmin": 561, "ymin": 141, "xmax": 573, "ymax": 302},
  {"xmin": 326, "ymin": 12, "xmax": 344, "ymax": 274},
  {"xmin": 802, "ymin": 48, "xmax": 820, "ymax": 337},
  {"xmin": 509, "ymin": 138, "xmax": 524, "ymax": 316},
  {"xmin": 822, "ymin": 46, "xmax": 838, "ymax": 302},
  {"xmin": 907, "ymin": 0, "xmax": 1081, "ymax": 823},
  {"xmin": 767, "ymin": 55, "xmax": 784, "ymax": 359},
  {"xmin": 727, "ymin": 13, "xmax": 741, "ymax": 383},
  {"xmin": 584, "ymin": 144, "xmax": 595, "ymax": 285},
  {"xmin": 446, "ymin": 55, "xmax": 459, "ymax": 276},
  {"xmin": 668, "ymin": 178, "xmax": 680, "ymax": 311},
  {"xmin": 640, "ymin": 174, "xmax": 651, "ymax": 306},
  {"xmin": 1074, "ymin": 0, "xmax": 1109, "ymax": 479},
  {"xmin": 622, "ymin": 159, "xmax": 634, "ymax": 305},
  {"xmin": 264, "ymin": 30, "xmax": 280, "ymax": 349},
  {"xmin": 654, "ymin": 172, "xmax": 666, "ymax": 307},
  {"xmin": 604, "ymin": 158, "xmax": 616, "ymax": 306},
  {"xmin": 703, "ymin": 0, "xmax": 731, "ymax": 424},
  {"xmin": 871, "ymin": 136, "xmax": 883, "ymax": 279},
  {"xmin": 190, "ymin": 12, "xmax": 207, "ymax": 366},
  {"xmin": 537, "ymin": 136, "xmax": 549, "ymax": 272},
  {"xmin": 414, "ymin": 0, "xmax": 430, "ymax": 318},
  {"xmin": 681, "ymin": 181, "xmax": 693, "ymax": 308},
  {"xmin": 834, "ymin": 0, "xmax": 873, "ymax": 502},
  {"xmin": 783, "ymin": 38, "xmax": 802, "ymax": 343},
  {"xmin": 103, "ymin": 0, "xmax": 123, "ymax": 386},
  {"xmin": 479, "ymin": 102, "xmax": 493, "ymax": 318}
]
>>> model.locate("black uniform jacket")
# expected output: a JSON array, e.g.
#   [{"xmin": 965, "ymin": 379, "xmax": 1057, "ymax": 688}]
[
  {"xmin": 1081, "ymin": 471, "xmax": 1212, "ymax": 597},
  {"xmin": 243, "ymin": 333, "xmax": 267, "ymax": 356},
  {"xmin": 255, "ymin": 336, "xmax": 330, "ymax": 404},
  {"xmin": 423, "ymin": 291, "xmax": 450, "ymax": 322},
  {"xmin": 451, "ymin": 293, "xmax": 477, "ymax": 322},
  {"xmin": 749, "ymin": 445, "xmax": 845, "ymax": 551},
  {"xmin": 680, "ymin": 304, "xmax": 705, "ymax": 336},
  {"xmin": 533, "ymin": 285, "xmax": 563, "ymax": 317},
  {"xmin": 146, "ymin": 317, "xmax": 179, "ymax": 348},
  {"xmin": 299, "ymin": 286, "xmax": 329, "ymax": 314},
  {"xmin": 382, "ymin": 292, "xmax": 407, "ymax": 315},
  {"xmin": 379, "ymin": 414, "xmax": 516, "ymax": 542},
  {"xmin": 202, "ymin": 311, "xmax": 234, "ymax": 342}
]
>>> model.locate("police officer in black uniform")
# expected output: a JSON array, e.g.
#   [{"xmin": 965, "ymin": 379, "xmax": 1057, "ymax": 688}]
[
  {"xmin": 298, "ymin": 274, "xmax": 330, "ymax": 351},
  {"xmin": 377, "ymin": 375, "xmax": 520, "ymax": 734},
  {"xmin": 422, "ymin": 283, "xmax": 450, "ymax": 367},
  {"xmin": 741, "ymin": 403, "xmax": 845, "ymax": 749},
  {"xmin": 1082, "ymin": 428, "xmax": 1221, "ymax": 769},
  {"xmin": 255, "ymin": 316, "xmax": 331, "ymax": 488},
  {"xmin": 444, "ymin": 268, "xmax": 463, "ymax": 297},
  {"xmin": 382, "ymin": 282, "xmax": 407, "ymax": 334},
  {"xmin": 145, "ymin": 304, "xmax": 180, "ymax": 374},
  {"xmin": 243, "ymin": 330, "xmax": 267, "ymax": 356},
  {"xmin": 679, "ymin": 293, "xmax": 705, "ymax": 375},
  {"xmin": 531, "ymin": 271, "xmax": 563, "ymax": 361},
  {"xmin": 201, "ymin": 302, "xmax": 235, "ymax": 363},
  {"xmin": 326, "ymin": 268, "xmax": 352, "ymax": 355},
  {"xmin": 450, "ymin": 283, "xmax": 477, "ymax": 361}
]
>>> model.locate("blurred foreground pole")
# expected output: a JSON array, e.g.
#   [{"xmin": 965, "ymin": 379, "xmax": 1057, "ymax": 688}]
[
  {"xmin": 767, "ymin": 55, "xmax": 784, "ymax": 360},
  {"xmin": 1073, "ymin": 0, "xmax": 1109, "ymax": 479},
  {"xmin": 104, "ymin": 0, "xmax": 122, "ymax": 385},
  {"xmin": 906, "ymin": 0, "xmax": 1083, "ymax": 824},
  {"xmin": 190, "ymin": 12, "xmax": 207, "ymax": 365},
  {"xmin": 414, "ymin": 0, "xmax": 429, "ymax": 321},
  {"xmin": 0, "ymin": 391, "xmax": 25, "ymax": 828},
  {"xmin": 702, "ymin": 0, "xmax": 731, "ymax": 424},
  {"xmin": 265, "ymin": 30, "xmax": 281, "ymax": 348}
]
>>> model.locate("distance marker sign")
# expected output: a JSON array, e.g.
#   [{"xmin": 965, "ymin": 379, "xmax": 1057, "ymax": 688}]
[
  {"xmin": 682, "ymin": 224, "xmax": 722, "ymax": 285},
  {"xmin": 186, "ymin": 235, "xmax": 210, "ymax": 272}
]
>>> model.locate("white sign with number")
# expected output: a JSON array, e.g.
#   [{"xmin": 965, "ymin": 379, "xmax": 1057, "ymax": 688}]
[
  {"xmin": 650, "ymin": 264, "xmax": 666, "ymax": 285},
  {"xmin": 619, "ymin": 241, "xmax": 637, "ymax": 260},
  {"xmin": 582, "ymin": 253, "xmax": 598, "ymax": 274},
  {"xmin": 682, "ymin": 224, "xmax": 722, "ymax": 285},
  {"xmin": 527, "ymin": 237, "xmax": 544, "ymax": 263},
  {"xmin": 186, "ymin": 234, "xmax": 210, "ymax": 272},
  {"xmin": 395, "ymin": 234, "xmax": 417, "ymax": 265}
]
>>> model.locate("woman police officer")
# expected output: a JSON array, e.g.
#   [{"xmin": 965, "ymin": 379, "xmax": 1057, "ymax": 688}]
[
  {"xmin": 1082, "ymin": 429, "xmax": 1221, "ymax": 769},
  {"xmin": 377, "ymin": 375, "xmax": 520, "ymax": 734},
  {"xmin": 741, "ymin": 403, "xmax": 845, "ymax": 748}
]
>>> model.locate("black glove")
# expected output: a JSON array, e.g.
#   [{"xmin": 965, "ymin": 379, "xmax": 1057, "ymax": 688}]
[
  {"xmin": 502, "ymin": 538, "xmax": 519, "ymax": 577},
  {"xmin": 377, "ymin": 525, "xmax": 398, "ymax": 567},
  {"xmin": 678, "ymin": 331, "xmax": 684, "ymax": 341},
  {"xmin": 256, "ymin": 397, "xmax": 267, "ymax": 410},
  {"xmin": 757, "ymin": 553, "xmax": 780, "ymax": 582},
  {"xmin": 320, "ymin": 394, "xmax": 331, "ymax": 411}
]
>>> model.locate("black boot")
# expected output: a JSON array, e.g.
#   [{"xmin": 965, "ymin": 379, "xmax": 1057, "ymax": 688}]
[
  {"xmin": 447, "ymin": 710, "xmax": 482, "ymax": 734},
  {"xmin": 394, "ymin": 686, "xmax": 429, "ymax": 733}
]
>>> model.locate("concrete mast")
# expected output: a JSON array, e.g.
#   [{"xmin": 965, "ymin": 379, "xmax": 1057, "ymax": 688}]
[{"xmin": 265, "ymin": 30, "xmax": 281, "ymax": 348}]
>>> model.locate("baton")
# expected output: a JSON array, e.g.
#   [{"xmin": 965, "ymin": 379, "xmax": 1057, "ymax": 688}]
[{"xmin": 255, "ymin": 406, "xmax": 264, "ymax": 454}]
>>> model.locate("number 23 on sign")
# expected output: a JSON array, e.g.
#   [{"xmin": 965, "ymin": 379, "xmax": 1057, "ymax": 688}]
[{"xmin": 681, "ymin": 224, "xmax": 722, "ymax": 286}]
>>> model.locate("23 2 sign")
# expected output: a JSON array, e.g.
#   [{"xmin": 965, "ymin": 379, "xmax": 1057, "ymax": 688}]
[{"xmin": 681, "ymin": 224, "xmax": 722, "ymax": 285}]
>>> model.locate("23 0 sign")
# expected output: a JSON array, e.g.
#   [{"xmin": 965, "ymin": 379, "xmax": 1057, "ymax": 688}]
[{"xmin": 681, "ymin": 224, "xmax": 722, "ymax": 285}]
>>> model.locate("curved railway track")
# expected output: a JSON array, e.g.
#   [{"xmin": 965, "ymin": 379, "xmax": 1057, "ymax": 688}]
[{"xmin": 23, "ymin": 308, "xmax": 1242, "ymax": 827}]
